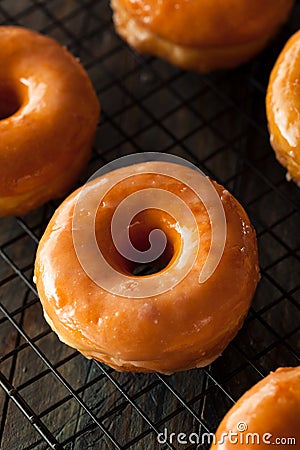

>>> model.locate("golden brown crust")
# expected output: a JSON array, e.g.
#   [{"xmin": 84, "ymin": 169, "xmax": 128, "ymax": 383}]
[
  {"xmin": 35, "ymin": 162, "xmax": 259, "ymax": 374},
  {"xmin": 0, "ymin": 26, "xmax": 100, "ymax": 216},
  {"xmin": 266, "ymin": 30, "xmax": 300, "ymax": 185},
  {"xmin": 211, "ymin": 366, "xmax": 300, "ymax": 449},
  {"xmin": 0, "ymin": 142, "xmax": 92, "ymax": 216},
  {"xmin": 117, "ymin": 0, "xmax": 294, "ymax": 48},
  {"xmin": 111, "ymin": 0, "xmax": 294, "ymax": 72},
  {"xmin": 112, "ymin": 0, "xmax": 273, "ymax": 73}
]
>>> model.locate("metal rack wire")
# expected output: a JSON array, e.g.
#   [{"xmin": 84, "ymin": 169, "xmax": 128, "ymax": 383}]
[{"xmin": 0, "ymin": 0, "xmax": 299, "ymax": 449}]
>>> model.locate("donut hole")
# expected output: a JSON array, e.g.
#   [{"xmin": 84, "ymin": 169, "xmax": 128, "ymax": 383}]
[
  {"xmin": 96, "ymin": 208, "xmax": 180, "ymax": 277},
  {"xmin": 122, "ymin": 210, "xmax": 179, "ymax": 276},
  {"xmin": 0, "ymin": 81, "xmax": 23, "ymax": 120},
  {"xmin": 129, "ymin": 227, "xmax": 174, "ymax": 276}
]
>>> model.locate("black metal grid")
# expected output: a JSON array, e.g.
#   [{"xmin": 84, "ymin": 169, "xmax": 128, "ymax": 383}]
[{"xmin": 0, "ymin": 1, "xmax": 300, "ymax": 449}]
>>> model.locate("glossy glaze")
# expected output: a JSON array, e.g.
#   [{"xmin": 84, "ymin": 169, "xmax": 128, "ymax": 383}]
[
  {"xmin": 211, "ymin": 367, "xmax": 300, "ymax": 449},
  {"xmin": 35, "ymin": 162, "xmax": 259, "ymax": 374},
  {"xmin": 118, "ymin": 0, "xmax": 294, "ymax": 47},
  {"xmin": 267, "ymin": 30, "xmax": 300, "ymax": 185},
  {"xmin": 0, "ymin": 26, "xmax": 100, "ymax": 216},
  {"xmin": 111, "ymin": 0, "xmax": 294, "ymax": 72}
]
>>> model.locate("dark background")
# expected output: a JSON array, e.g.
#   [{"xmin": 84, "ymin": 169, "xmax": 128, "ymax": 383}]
[{"xmin": 0, "ymin": 1, "xmax": 300, "ymax": 449}]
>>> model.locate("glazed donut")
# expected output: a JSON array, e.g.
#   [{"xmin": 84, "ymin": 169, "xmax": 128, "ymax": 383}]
[
  {"xmin": 34, "ymin": 161, "xmax": 259, "ymax": 374},
  {"xmin": 0, "ymin": 26, "xmax": 100, "ymax": 216},
  {"xmin": 266, "ymin": 30, "xmax": 300, "ymax": 186},
  {"xmin": 111, "ymin": 0, "xmax": 294, "ymax": 72},
  {"xmin": 211, "ymin": 366, "xmax": 300, "ymax": 449}
]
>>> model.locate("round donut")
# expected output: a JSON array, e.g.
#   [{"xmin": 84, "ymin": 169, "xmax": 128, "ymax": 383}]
[
  {"xmin": 266, "ymin": 30, "xmax": 300, "ymax": 186},
  {"xmin": 111, "ymin": 0, "xmax": 294, "ymax": 72},
  {"xmin": 211, "ymin": 366, "xmax": 300, "ymax": 449},
  {"xmin": 0, "ymin": 26, "xmax": 100, "ymax": 216},
  {"xmin": 34, "ymin": 161, "xmax": 259, "ymax": 374}
]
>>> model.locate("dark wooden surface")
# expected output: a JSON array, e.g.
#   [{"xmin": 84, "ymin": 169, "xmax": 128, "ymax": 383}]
[{"xmin": 0, "ymin": 1, "xmax": 300, "ymax": 449}]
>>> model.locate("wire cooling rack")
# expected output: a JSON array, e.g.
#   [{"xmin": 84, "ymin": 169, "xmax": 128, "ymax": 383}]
[{"xmin": 0, "ymin": 1, "xmax": 300, "ymax": 449}]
